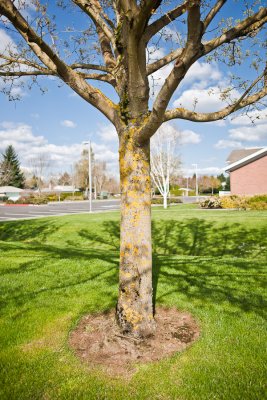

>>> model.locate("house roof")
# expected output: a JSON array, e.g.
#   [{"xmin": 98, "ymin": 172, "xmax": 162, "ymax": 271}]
[
  {"xmin": 226, "ymin": 148, "xmax": 263, "ymax": 164},
  {"xmin": 0, "ymin": 186, "xmax": 24, "ymax": 193},
  {"xmin": 40, "ymin": 185, "xmax": 79, "ymax": 193},
  {"xmin": 225, "ymin": 147, "xmax": 267, "ymax": 173}
]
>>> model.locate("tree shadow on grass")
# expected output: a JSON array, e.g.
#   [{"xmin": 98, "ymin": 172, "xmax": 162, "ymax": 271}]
[
  {"xmin": 0, "ymin": 219, "xmax": 119, "ymax": 312},
  {"xmin": 76, "ymin": 218, "xmax": 267, "ymax": 319},
  {"xmin": 0, "ymin": 217, "xmax": 266, "ymax": 320}
]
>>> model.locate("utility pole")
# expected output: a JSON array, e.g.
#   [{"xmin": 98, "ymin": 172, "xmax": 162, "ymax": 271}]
[
  {"xmin": 192, "ymin": 164, "xmax": 198, "ymax": 197},
  {"xmin": 83, "ymin": 141, "xmax": 92, "ymax": 213}
]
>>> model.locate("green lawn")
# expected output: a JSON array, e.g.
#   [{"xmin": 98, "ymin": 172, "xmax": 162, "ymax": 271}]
[{"xmin": 0, "ymin": 205, "xmax": 266, "ymax": 399}]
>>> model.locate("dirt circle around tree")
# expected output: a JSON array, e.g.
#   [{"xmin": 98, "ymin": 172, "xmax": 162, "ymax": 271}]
[{"xmin": 69, "ymin": 307, "xmax": 200, "ymax": 377}]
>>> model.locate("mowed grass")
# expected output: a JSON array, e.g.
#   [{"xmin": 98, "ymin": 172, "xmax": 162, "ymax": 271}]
[{"xmin": 0, "ymin": 205, "xmax": 266, "ymax": 400}]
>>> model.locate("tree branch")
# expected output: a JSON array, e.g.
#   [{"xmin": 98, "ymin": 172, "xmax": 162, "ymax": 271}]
[
  {"xmin": 0, "ymin": 0, "xmax": 119, "ymax": 124},
  {"xmin": 203, "ymin": 0, "xmax": 227, "ymax": 31},
  {"xmin": 72, "ymin": 0, "xmax": 116, "ymax": 68},
  {"xmin": 204, "ymin": 7, "xmax": 267, "ymax": 55},
  {"xmin": 138, "ymin": 1, "xmax": 204, "ymax": 143},
  {"xmin": 70, "ymin": 63, "xmax": 111, "ymax": 73},
  {"xmin": 72, "ymin": 0, "xmax": 114, "ymax": 42},
  {"xmin": 0, "ymin": 70, "xmax": 54, "ymax": 76},
  {"xmin": 164, "ymin": 70, "xmax": 267, "ymax": 123},
  {"xmin": 146, "ymin": 48, "xmax": 183, "ymax": 75},
  {"xmin": 144, "ymin": 1, "xmax": 189, "ymax": 43},
  {"xmin": 0, "ymin": 54, "xmax": 52, "ymax": 73}
]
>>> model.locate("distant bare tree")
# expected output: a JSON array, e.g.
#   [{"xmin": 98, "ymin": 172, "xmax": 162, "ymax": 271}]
[
  {"xmin": 28, "ymin": 154, "xmax": 50, "ymax": 192},
  {"xmin": 151, "ymin": 127, "xmax": 181, "ymax": 208}
]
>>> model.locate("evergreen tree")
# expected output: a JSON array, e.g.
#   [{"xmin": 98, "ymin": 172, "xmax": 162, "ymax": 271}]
[{"xmin": 0, "ymin": 145, "xmax": 25, "ymax": 188}]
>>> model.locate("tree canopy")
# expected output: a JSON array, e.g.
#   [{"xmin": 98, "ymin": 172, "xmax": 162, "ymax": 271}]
[{"xmin": 0, "ymin": 0, "xmax": 266, "ymax": 133}]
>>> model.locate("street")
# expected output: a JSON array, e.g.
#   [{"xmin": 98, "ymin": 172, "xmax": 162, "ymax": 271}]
[
  {"xmin": 0, "ymin": 199, "xmax": 120, "ymax": 222},
  {"xmin": 0, "ymin": 196, "xmax": 206, "ymax": 222}
]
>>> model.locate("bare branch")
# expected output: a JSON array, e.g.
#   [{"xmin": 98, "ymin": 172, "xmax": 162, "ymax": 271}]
[
  {"xmin": 144, "ymin": 2, "xmax": 188, "ymax": 43},
  {"xmin": 0, "ymin": 0, "xmax": 119, "ymax": 124},
  {"xmin": 164, "ymin": 70, "xmax": 267, "ymax": 123},
  {"xmin": 146, "ymin": 49, "xmax": 183, "ymax": 75},
  {"xmin": 0, "ymin": 54, "xmax": 53, "ymax": 73},
  {"xmin": 70, "ymin": 63, "xmax": 111, "ymax": 73},
  {"xmin": 203, "ymin": 0, "xmax": 227, "ymax": 31},
  {"xmin": 72, "ymin": 0, "xmax": 114, "ymax": 42},
  {"xmin": 186, "ymin": 0, "xmax": 202, "ymax": 50},
  {"xmin": 72, "ymin": 0, "xmax": 116, "ymax": 68},
  {"xmin": 0, "ymin": 70, "xmax": 54, "ymax": 76},
  {"xmin": 204, "ymin": 8, "xmax": 267, "ymax": 55}
]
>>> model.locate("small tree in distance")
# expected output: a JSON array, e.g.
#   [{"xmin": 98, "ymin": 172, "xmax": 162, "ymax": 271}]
[
  {"xmin": 151, "ymin": 125, "xmax": 181, "ymax": 208},
  {"xmin": 0, "ymin": 1, "xmax": 266, "ymax": 338},
  {"xmin": 0, "ymin": 145, "xmax": 25, "ymax": 188}
]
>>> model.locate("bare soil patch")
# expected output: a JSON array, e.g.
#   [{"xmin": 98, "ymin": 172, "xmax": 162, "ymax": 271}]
[{"xmin": 69, "ymin": 307, "xmax": 200, "ymax": 377}]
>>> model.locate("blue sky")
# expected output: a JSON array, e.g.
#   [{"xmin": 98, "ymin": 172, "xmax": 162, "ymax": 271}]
[{"xmin": 0, "ymin": 1, "xmax": 266, "ymax": 180}]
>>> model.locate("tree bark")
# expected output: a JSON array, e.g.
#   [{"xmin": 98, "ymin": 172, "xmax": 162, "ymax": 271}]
[{"xmin": 116, "ymin": 129, "xmax": 156, "ymax": 337}]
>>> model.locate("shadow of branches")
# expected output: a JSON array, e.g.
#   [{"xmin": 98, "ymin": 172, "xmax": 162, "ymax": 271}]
[
  {"xmin": 77, "ymin": 218, "xmax": 266, "ymax": 319},
  {"xmin": 0, "ymin": 217, "xmax": 266, "ymax": 319}
]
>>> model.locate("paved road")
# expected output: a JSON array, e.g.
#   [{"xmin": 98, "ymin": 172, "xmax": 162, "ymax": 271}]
[
  {"xmin": 0, "ymin": 196, "xmax": 206, "ymax": 222},
  {"xmin": 0, "ymin": 199, "xmax": 120, "ymax": 222}
]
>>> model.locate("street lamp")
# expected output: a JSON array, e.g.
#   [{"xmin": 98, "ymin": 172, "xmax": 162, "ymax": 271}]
[
  {"xmin": 192, "ymin": 163, "xmax": 198, "ymax": 197},
  {"xmin": 82, "ymin": 141, "xmax": 92, "ymax": 213}
]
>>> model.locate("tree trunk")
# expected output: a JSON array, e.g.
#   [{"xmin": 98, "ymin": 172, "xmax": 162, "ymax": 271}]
[
  {"xmin": 163, "ymin": 193, "xmax": 168, "ymax": 209},
  {"xmin": 116, "ymin": 131, "xmax": 156, "ymax": 338}
]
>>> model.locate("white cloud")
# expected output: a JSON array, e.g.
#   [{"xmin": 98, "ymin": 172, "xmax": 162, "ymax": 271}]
[
  {"xmin": 156, "ymin": 122, "xmax": 201, "ymax": 146},
  {"xmin": 214, "ymin": 140, "xmax": 243, "ymax": 149},
  {"xmin": 229, "ymin": 124, "xmax": 267, "ymax": 142},
  {"xmin": 182, "ymin": 62, "xmax": 222, "ymax": 89},
  {"xmin": 147, "ymin": 46, "xmax": 166, "ymax": 63},
  {"xmin": 61, "ymin": 119, "xmax": 77, "ymax": 128},
  {"xmin": 97, "ymin": 124, "xmax": 118, "ymax": 142},
  {"xmin": 0, "ymin": 122, "xmax": 118, "ymax": 176},
  {"xmin": 178, "ymin": 129, "xmax": 201, "ymax": 145},
  {"xmin": 173, "ymin": 86, "xmax": 231, "ymax": 113},
  {"xmin": 149, "ymin": 63, "xmax": 173, "ymax": 96},
  {"xmin": 0, "ymin": 29, "xmax": 17, "ymax": 53}
]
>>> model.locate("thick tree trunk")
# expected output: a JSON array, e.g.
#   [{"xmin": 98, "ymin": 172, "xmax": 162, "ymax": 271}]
[{"xmin": 116, "ymin": 131, "xmax": 156, "ymax": 338}]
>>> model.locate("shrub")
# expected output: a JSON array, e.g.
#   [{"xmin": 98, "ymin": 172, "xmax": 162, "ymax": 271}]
[
  {"xmin": 201, "ymin": 194, "xmax": 267, "ymax": 210},
  {"xmin": 151, "ymin": 197, "xmax": 182, "ymax": 205},
  {"xmin": 5, "ymin": 199, "xmax": 15, "ymax": 204},
  {"xmin": 16, "ymin": 194, "xmax": 48, "ymax": 205},
  {"xmin": 0, "ymin": 196, "xmax": 8, "ymax": 203},
  {"xmin": 247, "ymin": 194, "xmax": 267, "ymax": 210},
  {"xmin": 200, "ymin": 197, "xmax": 222, "ymax": 209}
]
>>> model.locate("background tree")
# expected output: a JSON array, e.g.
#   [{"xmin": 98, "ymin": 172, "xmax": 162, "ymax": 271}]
[
  {"xmin": 0, "ymin": 145, "xmax": 25, "ymax": 188},
  {"xmin": 74, "ymin": 148, "xmax": 94, "ymax": 192},
  {"xmin": 0, "ymin": 0, "xmax": 266, "ymax": 338},
  {"xmin": 198, "ymin": 175, "xmax": 221, "ymax": 194},
  {"xmin": 217, "ymin": 173, "xmax": 231, "ymax": 191},
  {"xmin": 151, "ymin": 126, "xmax": 181, "ymax": 208},
  {"xmin": 29, "ymin": 154, "xmax": 50, "ymax": 192},
  {"xmin": 93, "ymin": 161, "xmax": 107, "ymax": 197},
  {"xmin": 58, "ymin": 172, "xmax": 71, "ymax": 186}
]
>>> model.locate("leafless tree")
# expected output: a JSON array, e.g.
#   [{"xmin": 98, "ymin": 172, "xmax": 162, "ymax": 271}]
[
  {"xmin": 151, "ymin": 126, "xmax": 181, "ymax": 208},
  {"xmin": 28, "ymin": 153, "xmax": 50, "ymax": 192}
]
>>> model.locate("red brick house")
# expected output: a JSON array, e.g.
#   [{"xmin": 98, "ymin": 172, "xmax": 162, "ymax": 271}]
[{"xmin": 225, "ymin": 147, "xmax": 267, "ymax": 196}]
